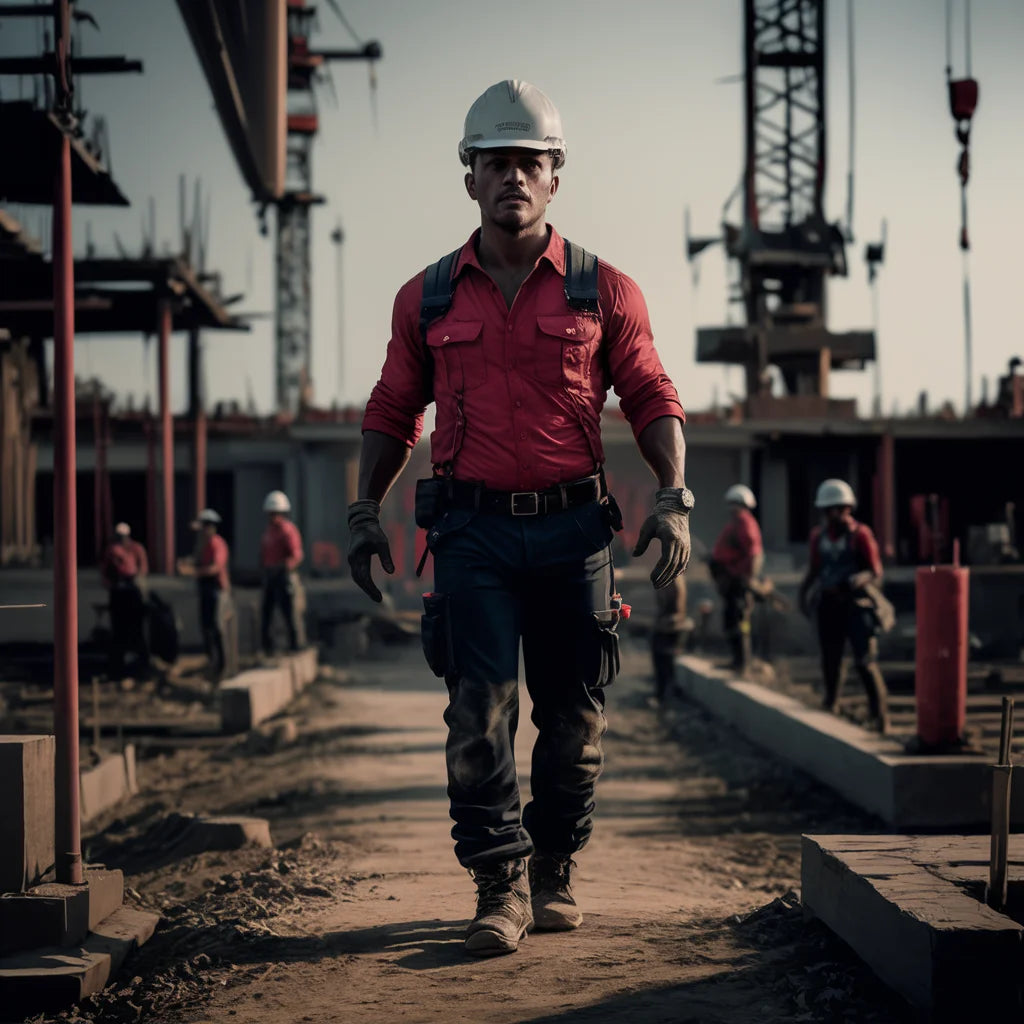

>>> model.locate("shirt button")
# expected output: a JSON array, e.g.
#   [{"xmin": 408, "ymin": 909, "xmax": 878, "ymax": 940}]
[
  {"xmin": 507, "ymin": 323, "xmax": 513, "ymax": 331},
  {"xmin": 442, "ymin": 335, "xmax": 450, "ymax": 342},
  {"xmin": 519, "ymin": 432, "xmax": 526, "ymax": 440},
  {"xmin": 515, "ymin": 400, "xmax": 522, "ymax": 408},
  {"xmin": 565, "ymin": 327, "xmax": 575, "ymax": 335}
]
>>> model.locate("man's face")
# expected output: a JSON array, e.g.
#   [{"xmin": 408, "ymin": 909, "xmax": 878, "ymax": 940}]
[
  {"xmin": 825, "ymin": 506, "xmax": 852, "ymax": 527},
  {"xmin": 464, "ymin": 148, "xmax": 558, "ymax": 234}
]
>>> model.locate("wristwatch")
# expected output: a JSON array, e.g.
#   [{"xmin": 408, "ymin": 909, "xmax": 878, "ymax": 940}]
[{"xmin": 657, "ymin": 486, "xmax": 696, "ymax": 514}]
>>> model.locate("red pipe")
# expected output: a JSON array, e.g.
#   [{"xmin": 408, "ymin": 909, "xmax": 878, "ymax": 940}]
[
  {"xmin": 52, "ymin": 130, "xmax": 82, "ymax": 885},
  {"xmin": 158, "ymin": 300, "xmax": 174, "ymax": 574},
  {"xmin": 92, "ymin": 392, "xmax": 102, "ymax": 562}
]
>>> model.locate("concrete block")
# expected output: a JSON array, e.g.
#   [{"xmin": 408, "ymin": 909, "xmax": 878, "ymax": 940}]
[
  {"xmin": 79, "ymin": 747, "xmax": 137, "ymax": 823},
  {"xmin": 802, "ymin": 835, "xmax": 1024, "ymax": 1020},
  {"xmin": 0, "ymin": 904, "xmax": 159, "ymax": 1017},
  {"xmin": 674, "ymin": 656, "xmax": 1023, "ymax": 829},
  {"xmin": 169, "ymin": 814, "xmax": 273, "ymax": 856},
  {"xmin": 219, "ymin": 666, "xmax": 295, "ymax": 733},
  {"xmin": 0, "ymin": 735, "xmax": 55, "ymax": 893}
]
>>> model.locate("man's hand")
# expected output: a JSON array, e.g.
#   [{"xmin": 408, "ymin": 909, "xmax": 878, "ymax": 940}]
[
  {"xmin": 633, "ymin": 488, "xmax": 692, "ymax": 589},
  {"xmin": 347, "ymin": 499, "xmax": 394, "ymax": 603}
]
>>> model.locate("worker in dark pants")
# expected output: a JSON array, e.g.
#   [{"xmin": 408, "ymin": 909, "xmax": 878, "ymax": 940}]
[
  {"xmin": 101, "ymin": 522, "xmax": 149, "ymax": 679},
  {"xmin": 177, "ymin": 508, "xmax": 233, "ymax": 681},
  {"xmin": 709, "ymin": 484, "xmax": 764, "ymax": 677},
  {"xmin": 259, "ymin": 490, "xmax": 306, "ymax": 655},
  {"xmin": 651, "ymin": 574, "xmax": 689, "ymax": 701},
  {"xmin": 347, "ymin": 80, "xmax": 692, "ymax": 958},
  {"xmin": 798, "ymin": 479, "xmax": 890, "ymax": 733}
]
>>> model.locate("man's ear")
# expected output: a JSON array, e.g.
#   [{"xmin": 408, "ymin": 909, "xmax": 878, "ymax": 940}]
[
  {"xmin": 464, "ymin": 172, "xmax": 477, "ymax": 200},
  {"xmin": 548, "ymin": 174, "xmax": 560, "ymax": 202}
]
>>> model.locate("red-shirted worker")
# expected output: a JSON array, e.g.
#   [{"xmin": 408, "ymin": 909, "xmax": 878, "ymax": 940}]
[
  {"xmin": 101, "ymin": 522, "xmax": 150, "ymax": 678},
  {"xmin": 260, "ymin": 490, "xmax": 306, "ymax": 655},
  {"xmin": 709, "ymin": 484, "xmax": 764, "ymax": 675},
  {"xmin": 798, "ymin": 479, "xmax": 890, "ymax": 732},
  {"xmin": 347, "ymin": 80, "xmax": 693, "ymax": 957},
  {"xmin": 177, "ymin": 508, "xmax": 232, "ymax": 679}
]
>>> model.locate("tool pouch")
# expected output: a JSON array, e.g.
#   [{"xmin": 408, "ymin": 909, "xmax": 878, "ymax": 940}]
[
  {"xmin": 415, "ymin": 477, "xmax": 448, "ymax": 530},
  {"xmin": 421, "ymin": 591, "xmax": 453, "ymax": 678},
  {"xmin": 590, "ymin": 610, "xmax": 621, "ymax": 688},
  {"xmin": 600, "ymin": 493, "xmax": 624, "ymax": 532}
]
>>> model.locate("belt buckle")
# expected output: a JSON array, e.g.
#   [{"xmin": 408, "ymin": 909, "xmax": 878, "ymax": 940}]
[{"xmin": 511, "ymin": 492, "xmax": 540, "ymax": 516}]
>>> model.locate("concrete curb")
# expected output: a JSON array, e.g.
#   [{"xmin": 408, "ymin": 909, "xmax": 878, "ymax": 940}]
[
  {"xmin": 80, "ymin": 746, "xmax": 137, "ymax": 823},
  {"xmin": 802, "ymin": 834, "xmax": 1024, "ymax": 1019},
  {"xmin": 219, "ymin": 648, "xmax": 319, "ymax": 733},
  {"xmin": 674, "ymin": 656, "xmax": 1021, "ymax": 828}
]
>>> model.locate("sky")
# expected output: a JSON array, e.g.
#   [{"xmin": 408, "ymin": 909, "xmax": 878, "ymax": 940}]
[{"xmin": 2, "ymin": 0, "xmax": 1023, "ymax": 418}]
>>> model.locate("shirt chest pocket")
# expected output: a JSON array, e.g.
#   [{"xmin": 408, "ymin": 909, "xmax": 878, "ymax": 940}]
[
  {"xmin": 533, "ymin": 314, "xmax": 603, "ymax": 389},
  {"xmin": 426, "ymin": 320, "xmax": 487, "ymax": 394}
]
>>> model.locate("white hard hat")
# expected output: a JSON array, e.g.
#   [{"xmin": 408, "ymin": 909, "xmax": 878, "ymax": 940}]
[
  {"xmin": 815, "ymin": 479, "xmax": 857, "ymax": 509},
  {"xmin": 263, "ymin": 490, "xmax": 291, "ymax": 514},
  {"xmin": 724, "ymin": 484, "xmax": 756, "ymax": 509},
  {"xmin": 459, "ymin": 79, "xmax": 566, "ymax": 169},
  {"xmin": 196, "ymin": 508, "xmax": 222, "ymax": 526},
  {"xmin": 114, "ymin": 522, "xmax": 131, "ymax": 536}
]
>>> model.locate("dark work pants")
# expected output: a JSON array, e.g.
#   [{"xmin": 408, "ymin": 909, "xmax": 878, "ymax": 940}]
[
  {"xmin": 109, "ymin": 581, "xmax": 148, "ymax": 678},
  {"xmin": 817, "ymin": 595, "xmax": 888, "ymax": 718},
  {"xmin": 721, "ymin": 579, "xmax": 752, "ymax": 668},
  {"xmin": 198, "ymin": 580, "xmax": 231, "ymax": 678},
  {"xmin": 261, "ymin": 570, "xmax": 305, "ymax": 654},
  {"xmin": 428, "ymin": 501, "xmax": 618, "ymax": 869}
]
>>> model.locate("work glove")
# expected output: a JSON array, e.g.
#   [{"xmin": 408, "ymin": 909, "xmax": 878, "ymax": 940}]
[
  {"xmin": 347, "ymin": 499, "xmax": 394, "ymax": 603},
  {"xmin": 633, "ymin": 488, "xmax": 692, "ymax": 589}
]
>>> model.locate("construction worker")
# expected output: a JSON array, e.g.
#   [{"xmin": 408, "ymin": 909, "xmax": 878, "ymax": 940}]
[
  {"xmin": 348, "ymin": 80, "xmax": 692, "ymax": 957},
  {"xmin": 798, "ymin": 479, "xmax": 890, "ymax": 733},
  {"xmin": 651, "ymin": 575, "xmax": 689, "ymax": 701},
  {"xmin": 177, "ymin": 508, "xmax": 232, "ymax": 680},
  {"xmin": 260, "ymin": 490, "xmax": 306, "ymax": 655},
  {"xmin": 100, "ymin": 522, "xmax": 149, "ymax": 678},
  {"xmin": 709, "ymin": 485, "xmax": 763, "ymax": 675}
]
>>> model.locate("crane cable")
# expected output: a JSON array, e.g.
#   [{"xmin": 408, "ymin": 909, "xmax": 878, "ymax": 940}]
[{"xmin": 946, "ymin": 0, "xmax": 978, "ymax": 412}]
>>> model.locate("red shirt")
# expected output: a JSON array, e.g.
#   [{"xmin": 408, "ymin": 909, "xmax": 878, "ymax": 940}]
[
  {"xmin": 261, "ymin": 519, "xmax": 303, "ymax": 569},
  {"xmin": 711, "ymin": 508, "xmax": 763, "ymax": 579},
  {"xmin": 198, "ymin": 534, "xmax": 230, "ymax": 590},
  {"xmin": 101, "ymin": 543, "xmax": 140, "ymax": 587},
  {"xmin": 362, "ymin": 226, "xmax": 685, "ymax": 491},
  {"xmin": 809, "ymin": 519, "xmax": 882, "ymax": 576},
  {"xmin": 126, "ymin": 539, "xmax": 148, "ymax": 577}
]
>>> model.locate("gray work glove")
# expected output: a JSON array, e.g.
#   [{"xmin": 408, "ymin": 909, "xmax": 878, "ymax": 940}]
[
  {"xmin": 347, "ymin": 499, "xmax": 394, "ymax": 603},
  {"xmin": 633, "ymin": 488, "xmax": 692, "ymax": 589}
]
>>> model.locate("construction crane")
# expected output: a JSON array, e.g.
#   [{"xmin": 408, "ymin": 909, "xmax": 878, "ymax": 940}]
[{"xmin": 687, "ymin": 0, "xmax": 875, "ymax": 413}]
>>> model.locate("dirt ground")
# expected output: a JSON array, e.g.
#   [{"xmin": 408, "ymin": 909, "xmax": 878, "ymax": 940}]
[{"xmin": 18, "ymin": 638, "xmax": 917, "ymax": 1024}]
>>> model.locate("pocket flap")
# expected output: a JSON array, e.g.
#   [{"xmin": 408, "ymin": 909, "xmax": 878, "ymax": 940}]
[
  {"xmin": 537, "ymin": 314, "xmax": 600, "ymax": 343},
  {"xmin": 426, "ymin": 320, "xmax": 484, "ymax": 348}
]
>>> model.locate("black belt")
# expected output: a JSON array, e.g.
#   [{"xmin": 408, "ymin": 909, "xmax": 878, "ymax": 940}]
[{"xmin": 443, "ymin": 475, "xmax": 603, "ymax": 516}]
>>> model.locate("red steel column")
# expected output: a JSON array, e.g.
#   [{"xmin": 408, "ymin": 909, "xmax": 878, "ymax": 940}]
[
  {"xmin": 188, "ymin": 328, "xmax": 207, "ymax": 515},
  {"xmin": 52, "ymin": 130, "xmax": 82, "ymax": 886},
  {"xmin": 158, "ymin": 300, "xmax": 174, "ymax": 574}
]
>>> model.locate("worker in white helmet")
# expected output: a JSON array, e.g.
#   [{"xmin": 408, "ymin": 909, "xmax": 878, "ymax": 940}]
[
  {"xmin": 349, "ymin": 80, "xmax": 692, "ymax": 956},
  {"xmin": 100, "ymin": 521, "xmax": 150, "ymax": 679},
  {"xmin": 708, "ymin": 484, "xmax": 764, "ymax": 676},
  {"xmin": 259, "ymin": 490, "xmax": 305, "ymax": 655},
  {"xmin": 798, "ymin": 479, "xmax": 890, "ymax": 732}
]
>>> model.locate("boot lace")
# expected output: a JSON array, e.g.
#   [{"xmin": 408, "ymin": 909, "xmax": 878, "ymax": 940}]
[
  {"xmin": 533, "ymin": 855, "xmax": 574, "ymax": 896},
  {"xmin": 472, "ymin": 866, "xmax": 524, "ymax": 916}
]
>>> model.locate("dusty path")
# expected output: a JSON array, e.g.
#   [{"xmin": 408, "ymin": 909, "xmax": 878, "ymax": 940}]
[{"xmin": 47, "ymin": 640, "xmax": 914, "ymax": 1024}]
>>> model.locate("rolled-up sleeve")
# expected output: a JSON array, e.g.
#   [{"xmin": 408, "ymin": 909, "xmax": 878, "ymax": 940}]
[
  {"xmin": 600, "ymin": 265, "xmax": 685, "ymax": 441},
  {"xmin": 362, "ymin": 275, "xmax": 430, "ymax": 447}
]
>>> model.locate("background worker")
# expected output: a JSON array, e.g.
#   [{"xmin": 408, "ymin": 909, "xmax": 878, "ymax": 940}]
[
  {"xmin": 259, "ymin": 490, "xmax": 306, "ymax": 655},
  {"xmin": 100, "ymin": 521, "xmax": 149, "ymax": 678},
  {"xmin": 347, "ymin": 80, "xmax": 692, "ymax": 958},
  {"xmin": 177, "ymin": 508, "xmax": 232, "ymax": 680},
  {"xmin": 709, "ymin": 484, "xmax": 763, "ymax": 676},
  {"xmin": 798, "ymin": 479, "xmax": 890, "ymax": 733},
  {"xmin": 651, "ymin": 574, "xmax": 690, "ymax": 701}
]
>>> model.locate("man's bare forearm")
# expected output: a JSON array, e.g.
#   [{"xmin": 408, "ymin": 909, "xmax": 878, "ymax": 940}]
[
  {"xmin": 358, "ymin": 429, "xmax": 414, "ymax": 504},
  {"xmin": 636, "ymin": 416, "xmax": 686, "ymax": 489}
]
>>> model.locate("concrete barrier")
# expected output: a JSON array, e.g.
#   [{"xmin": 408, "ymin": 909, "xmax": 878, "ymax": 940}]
[
  {"xmin": 79, "ymin": 747, "xmax": 137, "ymax": 824},
  {"xmin": 0, "ymin": 735, "xmax": 54, "ymax": 893},
  {"xmin": 219, "ymin": 648, "xmax": 319, "ymax": 733}
]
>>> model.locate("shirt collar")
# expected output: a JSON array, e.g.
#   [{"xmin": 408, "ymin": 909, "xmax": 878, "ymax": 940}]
[{"xmin": 454, "ymin": 224, "xmax": 566, "ymax": 281}]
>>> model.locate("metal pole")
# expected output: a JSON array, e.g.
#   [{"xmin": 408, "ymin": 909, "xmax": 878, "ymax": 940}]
[
  {"xmin": 52, "ymin": 122, "xmax": 82, "ymax": 887},
  {"xmin": 158, "ymin": 300, "xmax": 174, "ymax": 574},
  {"xmin": 188, "ymin": 327, "xmax": 206, "ymax": 515},
  {"xmin": 988, "ymin": 697, "xmax": 1014, "ymax": 912}
]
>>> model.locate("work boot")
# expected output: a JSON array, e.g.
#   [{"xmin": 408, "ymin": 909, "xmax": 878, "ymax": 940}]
[
  {"xmin": 464, "ymin": 858, "xmax": 532, "ymax": 957},
  {"xmin": 529, "ymin": 853, "xmax": 583, "ymax": 931}
]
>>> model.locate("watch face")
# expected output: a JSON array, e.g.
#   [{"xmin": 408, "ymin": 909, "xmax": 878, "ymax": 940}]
[{"xmin": 680, "ymin": 487, "xmax": 695, "ymax": 511}]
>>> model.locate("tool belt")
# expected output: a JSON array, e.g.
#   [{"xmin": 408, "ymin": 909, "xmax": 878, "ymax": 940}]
[{"xmin": 439, "ymin": 474, "xmax": 604, "ymax": 517}]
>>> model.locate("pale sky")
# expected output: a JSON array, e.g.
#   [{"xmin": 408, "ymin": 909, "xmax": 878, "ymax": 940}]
[{"xmin": 2, "ymin": 0, "xmax": 1022, "ymax": 417}]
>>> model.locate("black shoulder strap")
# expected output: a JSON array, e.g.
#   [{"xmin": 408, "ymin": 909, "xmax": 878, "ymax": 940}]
[
  {"xmin": 563, "ymin": 240, "xmax": 600, "ymax": 315},
  {"xmin": 419, "ymin": 247, "xmax": 461, "ymax": 342}
]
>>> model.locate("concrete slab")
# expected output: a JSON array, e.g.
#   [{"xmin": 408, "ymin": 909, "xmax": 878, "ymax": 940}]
[
  {"xmin": 0, "ymin": 904, "xmax": 159, "ymax": 1017},
  {"xmin": 0, "ymin": 735, "xmax": 54, "ymax": 893},
  {"xmin": 674, "ymin": 656, "xmax": 1022, "ymax": 829},
  {"xmin": 170, "ymin": 814, "xmax": 273, "ymax": 856},
  {"xmin": 79, "ymin": 746, "xmax": 138, "ymax": 823},
  {"xmin": 802, "ymin": 834, "xmax": 1024, "ymax": 1020},
  {"xmin": 219, "ymin": 649, "xmax": 318, "ymax": 732},
  {"xmin": 0, "ymin": 866, "xmax": 124, "ymax": 955}
]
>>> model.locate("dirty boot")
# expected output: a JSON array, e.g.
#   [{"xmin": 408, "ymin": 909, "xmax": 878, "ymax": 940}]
[
  {"xmin": 529, "ymin": 853, "xmax": 583, "ymax": 931},
  {"xmin": 465, "ymin": 858, "xmax": 532, "ymax": 956},
  {"xmin": 858, "ymin": 662, "xmax": 890, "ymax": 734}
]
